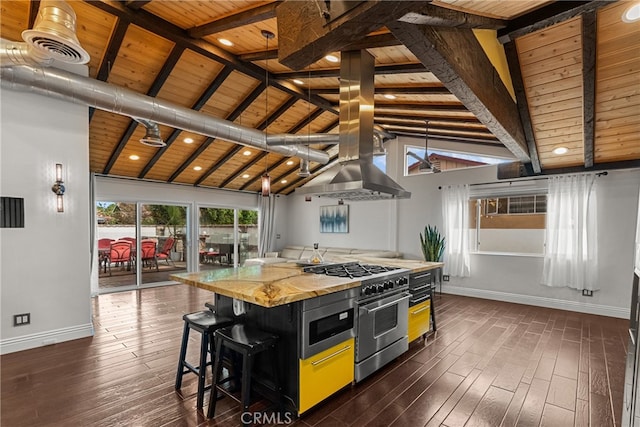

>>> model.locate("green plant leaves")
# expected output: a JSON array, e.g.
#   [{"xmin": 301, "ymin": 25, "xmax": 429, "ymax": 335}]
[{"xmin": 420, "ymin": 225, "xmax": 445, "ymax": 262}]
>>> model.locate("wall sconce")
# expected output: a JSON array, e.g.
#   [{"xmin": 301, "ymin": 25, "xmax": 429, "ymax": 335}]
[
  {"xmin": 338, "ymin": 199, "xmax": 344, "ymax": 205},
  {"xmin": 261, "ymin": 173, "xmax": 271, "ymax": 197},
  {"xmin": 51, "ymin": 163, "xmax": 65, "ymax": 212}
]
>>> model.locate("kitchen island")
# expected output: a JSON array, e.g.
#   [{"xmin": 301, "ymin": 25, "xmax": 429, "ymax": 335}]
[{"xmin": 170, "ymin": 259, "xmax": 443, "ymax": 416}]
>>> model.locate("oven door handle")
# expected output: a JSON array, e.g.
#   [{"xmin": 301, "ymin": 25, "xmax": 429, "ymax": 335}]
[
  {"xmin": 410, "ymin": 294, "xmax": 430, "ymax": 305},
  {"xmin": 361, "ymin": 293, "xmax": 410, "ymax": 314},
  {"xmin": 411, "ymin": 283, "xmax": 431, "ymax": 292},
  {"xmin": 311, "ymin": 345, "xmax": 352, "ymax": 366}
]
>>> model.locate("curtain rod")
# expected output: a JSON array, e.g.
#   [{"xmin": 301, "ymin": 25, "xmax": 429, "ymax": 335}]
[{"xmin": 438, "ymin": 171, "xmax": 608, "ymax": 190}]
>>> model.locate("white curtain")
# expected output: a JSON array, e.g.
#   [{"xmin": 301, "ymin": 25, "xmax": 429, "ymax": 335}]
[
  {"xmin": 89, "ymin": 172, "xmax": 99, "ymax": 296},
  {"xmin": 258, "ymin": 194, "xmax": 276, "ymax": 257},
  {"xmin": 542, "ymin": 174, "xmax": 598, "ymax": 290},
  {"xmin": 442, "ymin": 184, "xmax": 470, "ymax": 277}
]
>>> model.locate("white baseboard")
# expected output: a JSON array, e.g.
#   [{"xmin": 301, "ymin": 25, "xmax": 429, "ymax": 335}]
[
  {"xmin": 442, "ymin": 285, "xmax": 630, "ymax": 319},
  {"xmin": 0, "ymin": 323, "xmax": 94, "ymax": 355}
]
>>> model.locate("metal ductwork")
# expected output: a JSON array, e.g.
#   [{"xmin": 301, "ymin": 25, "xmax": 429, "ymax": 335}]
[
  {"xmin": 0, "ymin": 0, "xmax": 89, "ymax": 66},
  {"xmin": 135, "ymin": 119, "xmax": 166, "ymax": 148},
  {"xmin": 0, "ymin": 0, "xmax": 330, "ymax": 165},
  {"xmin": 296, "ymin": 50, "xmax": 411, "ymax": 201},
  {"xmin": 0, "ymin": 63, "xmax": 331, "ymax": 164}
]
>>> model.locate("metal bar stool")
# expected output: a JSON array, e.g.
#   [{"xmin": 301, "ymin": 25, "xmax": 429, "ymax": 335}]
[
  {"xmin": 207, "ymin": 324, "xmax": 281, "ymax": 424},
  {"xmin": 175, "ymin": 310, "xmax": 233, "ymax": 409}
]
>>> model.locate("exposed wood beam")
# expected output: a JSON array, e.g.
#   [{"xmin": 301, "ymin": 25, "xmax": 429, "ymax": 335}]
[
  {"xmin": 96, "ymin": 19, "xmax": 130, "ymax": 82},
  {"xmin": 375, "ymin": 114, "xmax": 482, "ymax": 126},
  {"xmin": 375, "ymin": 102, "xmax": 468, "ymax": 112},
  {"xmin": 239, "ymin": 33, "xmax": 402, "ymax": 62},
  {"xmin": 218, "ymin": 97, "xmax": 300, "ymax": 188},
  {"xmin": 389, "ymin": 22, "xmax": 529, "ymax": 161},
  {"xmin": 498, "ymin": 1, "xmax": 608, "ymax": 43},
  {"xmin": 287, "ymin": 108, "xmax": 325, "ymax": 134},
  {"xmin": 375, "ymin": 113, "xmax": 481, "ymax": 124},
  {"xmin": 239, "ymin": 49, "xmax": 279, "ymax": 62},
  {"xmin": 379, "ymin": 125, "xmax": 499, "ymax": 142},
  {"xmin": 389, "ymin": 131, "xmax": 506, "ymax": 148},
  {"xmin": 582, "ymin": 10, "xmax": 597, "ymax": 169},
  {"xmin": 256, "ymin": 96, "xmax": 298, "ymax": 131},
  {"xmin": 138, "ymin": 65, "xmax": 234, "ymax": 179},
  {"xmin": 170, "ymin": 82, "xmax": 266, "ymax": 183},
  {"xmin": 375, "ymin": 119, "xmax": 490, "ymax": 134},
  {"xmin": 195, "ymin": 146, "xmax": 243, "ymax": 186},
  {"xmin": 102, "ymin": 45, "xmax": 184, "ymax": 175},
  {"xmin": 28, "ymin": 1, "xmax": 41, "ymax": 28},
  {"xmin": 311, "ymin": 85, "xmax": 450, "ymax": 96},
  {"xmin": 219, "ymin": 152, "xmax": 268, "ymax": 188},
  {"xmin": 188, "ymin": 2, "xmax": 278, "ymax": 39},
  {"xmin": 240, "ymin": 119, "xmax": 338, "ymax": 191},
  {"xmin": 277, "ymin": 1, "xmax": 421, "ymax": 70},
  {"xmin": 90, "ymin": 18, "xmax": 130, "ymax": 121},
  {"xmin": 276, "ymin": 63, "xmax": 427, "ymax": 80},
  {"xmin": 504, "ymin": 41, "xmax": 541, "ymax": 174},
  {"xmin": 85, "ymin": 1, "xmax": 337, "ymax": 115},
  {"xmin": 398, "ymin": 3, "xmax": 506, "ymax": 29},
  {"xmin": 125, "ymin": 1, "xmax": 151, "ymax": 10}
]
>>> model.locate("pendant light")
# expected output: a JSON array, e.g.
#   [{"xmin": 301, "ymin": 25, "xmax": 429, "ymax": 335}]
[{"xmin": 261, "ymin": 29, "xmax": 274, "ymax": 197}]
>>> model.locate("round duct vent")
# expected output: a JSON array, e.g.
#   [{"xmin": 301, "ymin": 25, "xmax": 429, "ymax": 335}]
[
  {"xmin": 21, "ymin": 0, "xmax": 90, "ymax": 65},
  {"xmin": 140, "ymin": 136, "xmax": 167, "ymax": 148},
  {"xmin": 23, "ymin": 34, "xmax": 89, "ymax": 64}
]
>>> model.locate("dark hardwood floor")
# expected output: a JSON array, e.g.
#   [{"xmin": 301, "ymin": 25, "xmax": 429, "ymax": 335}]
[{"xmin": 1, "ymin": 285, "xmax": 628, "ymax": 426}]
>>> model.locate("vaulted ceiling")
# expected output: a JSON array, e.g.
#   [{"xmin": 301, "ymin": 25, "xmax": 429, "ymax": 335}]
[{"xmin": 1, "ymin": 0, "xmax": 638, "ymax": 195}]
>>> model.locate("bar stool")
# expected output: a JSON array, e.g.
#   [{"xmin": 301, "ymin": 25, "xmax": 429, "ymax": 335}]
[
  {"xmin": 175, "ymin": 310, "xmax": 234, "ymax": 409},
  {"xmin": 207, "ymin": 324, "xmax": 281, "ymax": 423}
]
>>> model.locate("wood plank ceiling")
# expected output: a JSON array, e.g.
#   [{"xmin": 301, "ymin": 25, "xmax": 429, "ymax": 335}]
[{"xmin": 1, "ymin": 0, "xmax": 638, "ymax": 195}]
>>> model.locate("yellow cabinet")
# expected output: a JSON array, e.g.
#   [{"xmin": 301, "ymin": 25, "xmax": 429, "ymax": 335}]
[
  {"xmin": 299, "ymin": 337, "xmax": 354, "ymax": 414},
  {"xmin": 408, "ymin": 299, "xmax": 431, "ymax": 342}
]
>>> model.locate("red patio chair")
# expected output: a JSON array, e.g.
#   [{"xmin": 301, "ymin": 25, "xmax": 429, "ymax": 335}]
[
  {"xmin": 107, "ymin": 240, "xmax": 132, "ymax": 276},
  {"xmin": 98, "ymin": 238, "xmax": 114, "ymax": 274},
  {"xmin": 156, "ymin": 236, "xmax": 175, "ymax": 266},
  {"xmin": 140, "ymin": 239, "xmax": 159, "ymax": 271}
]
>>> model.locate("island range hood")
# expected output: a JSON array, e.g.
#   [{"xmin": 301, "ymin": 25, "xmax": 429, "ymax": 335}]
[{"xmin": 296, "ymin": 50, "xmax": 411, "ymax": 201}]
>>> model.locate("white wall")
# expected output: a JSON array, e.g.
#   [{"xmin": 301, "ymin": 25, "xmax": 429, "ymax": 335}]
[
  {"xmin": 284, "ymin": 135, "xmax": 640, "ymax": 318},
  {"xmin": 1, "ymin": 67, "xmax": 92, "ymax": 354}
]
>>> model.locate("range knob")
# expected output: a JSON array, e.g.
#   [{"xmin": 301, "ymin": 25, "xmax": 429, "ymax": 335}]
[
  {"xmin": 376, "ymin": 284, "xmax": 385, "ymax": 293},
  {"xmin": 385, "ymin": 281, "xmax": 393, "ymax": 289},
  {"xmin": 399, "ymin": 277, "xmax": 408, "ymax": 286},
  {"xmin": 364, "ymin": 286, "xmax": 373, "ymax": 295}
]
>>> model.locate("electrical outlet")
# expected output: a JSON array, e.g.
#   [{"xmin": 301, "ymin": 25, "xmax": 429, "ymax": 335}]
[
  {"xmin": 582, "ymin": 289, "xmax": 593, "ymax": 297},
  {"xmin": 276, "ymin": 234, "xmax": 281, "ymax": 239},
  {"xmin": 442, "ymin": 275, "xmax": 450, "ymax": 282},
  {"xmin": 13, "ymin": 313, "xmax": 30, "ymax": 326}
]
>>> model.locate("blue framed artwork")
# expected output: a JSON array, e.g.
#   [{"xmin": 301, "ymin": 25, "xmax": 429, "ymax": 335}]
[{"xmin": 320, "ymin": 205, "xmax": 349, "ymax": 233}]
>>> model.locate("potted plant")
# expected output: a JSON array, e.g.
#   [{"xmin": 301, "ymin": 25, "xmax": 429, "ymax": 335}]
[{"xmin": 420, "ymin": 225, "xmax": 445, "ymax": 262}]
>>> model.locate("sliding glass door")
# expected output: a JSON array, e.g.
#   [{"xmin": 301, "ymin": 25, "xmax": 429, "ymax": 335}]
[
  {"xmin": 198, "ymin": 206, "xmax": 258, "ymax": 269},
  {"xmin": 96, "ymin": 201, "xmax": 189, "ymax": 291}
]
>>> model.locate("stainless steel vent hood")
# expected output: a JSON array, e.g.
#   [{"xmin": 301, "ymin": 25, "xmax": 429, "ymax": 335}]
[{"xmin": 296, "ymin": 50, "xmax": 411, "ymax": 201}]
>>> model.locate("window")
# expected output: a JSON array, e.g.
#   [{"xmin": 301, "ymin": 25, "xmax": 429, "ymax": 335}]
[{"xmin": 470, "ymin": 193, "xmax": 547, "ymax": 255}]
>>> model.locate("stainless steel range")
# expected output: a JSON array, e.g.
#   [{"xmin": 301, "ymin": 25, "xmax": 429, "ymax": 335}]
[{"xmin": 304, "ymin": 262, "xmax": 410, "ymax": 382}]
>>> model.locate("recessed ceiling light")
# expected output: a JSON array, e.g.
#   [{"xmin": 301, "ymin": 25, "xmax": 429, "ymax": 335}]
[
  {"xmin": 218, "ymin": 38, "xmax": 233, "ymax": 46},
  {"xmin": 183, "ymin": 137, "xmax": 194, "ymax": 144},
  {"xmin": 553, "ymin": 147, "xmax": 569, "ymax": 155},
  {"xmin": 325, "ymin": 54, "xmax": 339, "ymax": 63},
  {"xmin": 193, "ymin": 166, "xmax": 202, "ymax": 171},
  {"xmin": 286, "ymin": 160, "xmax": 295, "ymax": 166},
  {"xmin": 623, "ymin": 3, "xmax": 640, "ymax": 22},
  {"xmin": 242, "ymin": 174, "xmax": 250, "ymax": 179},
  {"xmin": 243, "ymin": 150, "xmax": 252, "ymax": 156},
  {"xmin": 293, "ymin": 79, "xmax": 304, "ymax": 85},
  {"xmin": 383, "ymin": 94, "xmax": 396, "ymax": 100},
  {"xmin": 129, "ymin": 154, "xmax": 140, "ymax": 160},
  {"xmin": 281, "ymin": 179, "xmax": 287, "ymax": 184}
]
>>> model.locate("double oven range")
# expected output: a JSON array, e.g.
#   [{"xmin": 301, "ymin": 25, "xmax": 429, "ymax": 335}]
[{"xmin": 303, "ymin": 262, "xmax": 411, "ymax": 382}]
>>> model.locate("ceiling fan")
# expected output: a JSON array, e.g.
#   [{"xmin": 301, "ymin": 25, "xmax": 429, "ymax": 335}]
[{"xmin": 406, "ymin": 121, "xmax": 441, "ymax": 173}]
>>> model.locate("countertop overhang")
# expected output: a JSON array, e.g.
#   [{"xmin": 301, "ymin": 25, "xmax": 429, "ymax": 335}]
[{"xmin": 170, "ymin": 258, "xmax": 443, "ymax": 308}]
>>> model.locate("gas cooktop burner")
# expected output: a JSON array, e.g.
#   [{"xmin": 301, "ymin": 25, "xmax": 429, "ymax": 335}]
[{"xmin": 304, "ymin": 262, "xmax": 401, "ymax": 279}]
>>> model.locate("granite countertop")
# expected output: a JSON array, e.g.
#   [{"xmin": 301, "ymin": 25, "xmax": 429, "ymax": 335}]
[{"xmin": 170, "ymin": 259, "xmax": 443, "ymax": 308}]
